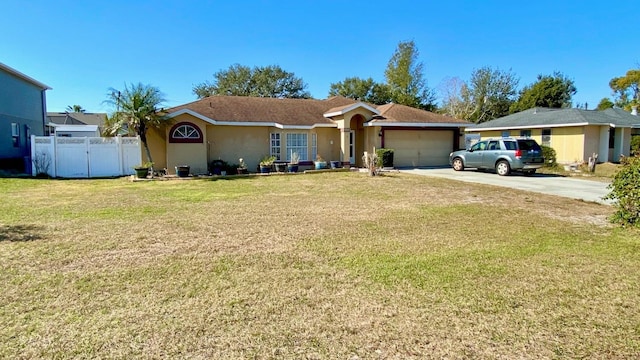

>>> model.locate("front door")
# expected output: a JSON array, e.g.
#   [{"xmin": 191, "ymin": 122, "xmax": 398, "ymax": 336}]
[{"xmin": 349, "ymin": 130, "xmax": 355, "ymax": 164}]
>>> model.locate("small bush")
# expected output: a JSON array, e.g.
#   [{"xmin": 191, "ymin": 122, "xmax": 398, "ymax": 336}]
[
  {"xmin": 604, "ymin": 155, "xmax": 640, "ymax": 227},
  {"xmin": 376, "ymin": 148, "xmax": 394, "ymax": 168},
  {"xmin": 631, "ymin": 135, "xmax": 640, "ymax": 156},
  {"xmin": 541, "ymin": 145, "xmax": 558, "ymax": 168},
  {"xmin": 209, "ymin": 160, "xmax": 239, "ymax": 175}
]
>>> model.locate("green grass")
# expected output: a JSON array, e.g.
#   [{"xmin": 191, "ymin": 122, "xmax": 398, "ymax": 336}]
[{"xmin": 0, "ymin": 173, "xmax": 638, "ymax": 358}]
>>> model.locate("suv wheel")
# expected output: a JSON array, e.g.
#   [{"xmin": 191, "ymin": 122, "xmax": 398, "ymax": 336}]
[
  {"xmin": 496, "ymin": 160, "xmax": 510, "ymax": 176},
  {"xmin": 452, "ymin": 157, "xmax": 464, "ymax": 171}
]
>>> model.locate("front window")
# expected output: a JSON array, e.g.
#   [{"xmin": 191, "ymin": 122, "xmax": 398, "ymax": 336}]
[
  {"xmin": 270, "ymin": 133, "xmax": 281, "ymax": 160},
  {"xmin": 286, "ymin": 133, "xmax": 308, "ymax": 161},
  {"xmin": 169, "ymin": 122, "xmax": 203, "ymax": 143},
  {"xmin": 520, "ymin": 129, "xmax": 531, "ymax": 138}
]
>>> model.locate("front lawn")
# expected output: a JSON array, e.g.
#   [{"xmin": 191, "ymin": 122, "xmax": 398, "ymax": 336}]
[{"xmin": 0, "ymin": 173, "xmax": 638, "ymax": 358}]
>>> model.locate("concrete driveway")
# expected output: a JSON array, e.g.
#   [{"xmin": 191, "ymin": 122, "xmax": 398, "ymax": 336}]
[{"xmin": 400, "ymin": 168, "xmax": 612, "ymax": 205}]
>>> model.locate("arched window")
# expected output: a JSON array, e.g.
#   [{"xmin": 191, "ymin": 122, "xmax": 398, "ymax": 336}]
[{"xmin": 169, "ymin": 122, "xmax": 203, "ymax": 143}]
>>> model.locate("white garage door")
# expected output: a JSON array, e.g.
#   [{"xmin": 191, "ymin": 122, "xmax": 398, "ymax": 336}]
[{"xmin": 385, "ymin": 130, "xmax": 453, "ymax": 167}]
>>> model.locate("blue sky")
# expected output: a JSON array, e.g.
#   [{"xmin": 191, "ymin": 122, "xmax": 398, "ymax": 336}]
[{"xmin": 2, "ymin": 0, "xmax": 638, "ymax": 113}]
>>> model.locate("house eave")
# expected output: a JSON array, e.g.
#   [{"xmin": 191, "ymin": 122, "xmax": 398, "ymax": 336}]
[{"xmin": 0, "ymin": 62, "xmax": 51, "ymax": 90}]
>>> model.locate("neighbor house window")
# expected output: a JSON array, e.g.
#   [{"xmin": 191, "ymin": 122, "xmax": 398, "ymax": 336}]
[
  {"xmin": 501, "ymin": 131, "xmax": 510, "ymax": 138},
  {"xmin": 270, "ymin": 133, "xmax": 281, "ymax": 160},
  {"xmin": 520, "ymin": 129, "xmax": 531, "ymax": 138},
  {"xmin": 169, "ymin": 122, "xmax": 203, "ymax": 143},
  {"xmin": 542, "ymin": 129, "xmax": 551, "ymax": 146},
  {"xmin": 286, "ymin": 133, "xmax": 308, "ymax": 161}
]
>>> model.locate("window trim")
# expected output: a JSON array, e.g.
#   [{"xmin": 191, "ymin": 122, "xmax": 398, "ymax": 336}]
[{"xmin": 169, "ymin": 122, "xmax": 203, "ymax": 143}]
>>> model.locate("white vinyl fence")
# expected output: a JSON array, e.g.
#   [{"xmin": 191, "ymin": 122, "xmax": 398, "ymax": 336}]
[{"xmin": 31, "ymin": 136, "xmax": 142, "ymax": 178}]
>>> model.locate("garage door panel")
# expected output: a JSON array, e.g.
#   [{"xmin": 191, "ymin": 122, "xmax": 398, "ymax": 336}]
[{"xmin": 385, "ymin": 130, "xmax": 453, "ymax": 167}]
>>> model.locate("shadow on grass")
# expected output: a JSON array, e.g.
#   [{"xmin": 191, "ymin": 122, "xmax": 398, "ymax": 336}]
[{"xmin": 0, "ymin": 224, "xmax": 46, "ymax": 242}]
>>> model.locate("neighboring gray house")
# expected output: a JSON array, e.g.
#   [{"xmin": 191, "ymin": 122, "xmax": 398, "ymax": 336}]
[
  {"xmin": 466, "ymin": 107, "xmax": 640, "ymax": 163},
  {"xmin": 46, "ymin": 112, "xmax": 108, "ymax": 136},
  {"xmin": 0, "ymin": 62, "xmax": 51, "ymax": 173}
]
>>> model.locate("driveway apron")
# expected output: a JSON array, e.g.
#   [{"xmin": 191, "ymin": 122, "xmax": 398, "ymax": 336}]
[{"xmin": 401, "ymin": 168, "xmax": 612, "ymax": 205}]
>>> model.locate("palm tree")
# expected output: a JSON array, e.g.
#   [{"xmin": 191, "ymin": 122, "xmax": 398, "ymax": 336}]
[
  {"xmin": 65, "ymin": 104, "xmax": 86, "ymax": 113},
  {"xmin": 104, "ymin": 83, "xmax": 170, "ymax": 168}
]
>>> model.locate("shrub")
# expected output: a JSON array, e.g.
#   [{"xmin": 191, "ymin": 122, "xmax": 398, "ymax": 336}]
[
  {"xmin": 376, "ymin": 148, "xmax": 394, "ymax": 168},
  {"xmin": 541, "ymin": 145, "xmax": 558, "ymax": 168},
  {"xmin": 631, "ymin": 135, "xmax": 640, "ymax": 156},
  {"xmin": 604, "ymin": 155, "xmax": 640, "ymax": 227},
  {"xmin": 209, "ymin": 159, "xmax": 239, "ymax": 175}
]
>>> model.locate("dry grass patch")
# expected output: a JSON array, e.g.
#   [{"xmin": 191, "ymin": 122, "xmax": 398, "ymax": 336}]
[{"xmin": 0, "ymin": 174, "xmax": 638, "ymax": 359}]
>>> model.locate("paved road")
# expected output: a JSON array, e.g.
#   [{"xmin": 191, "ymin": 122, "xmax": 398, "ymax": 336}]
[{"xmin": 400, "ymin": 168, "xmax": 612, "ymax": 205}]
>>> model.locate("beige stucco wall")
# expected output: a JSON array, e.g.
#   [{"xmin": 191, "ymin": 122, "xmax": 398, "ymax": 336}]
[
  {"xmin": 583, "ymin": 125, "xmax": 601, "ymax": 162},
  {"xmin": 141, "ymin": 127, "xmax": 167, "ymax": 170},
  {"xmin": 548, "ymin": 127, "xmax": 585, "ymax": 163},
  {"xmin": 166, "ymin": 115, "xmax": 210, "ymax": 174},
  {"xmin": 208, "ymin": 125, "xmax": 269, "ymax": 171},
  {"xmin": 145, "ymin": 107, "xmax": 385, "ymax": 172},
  {"xmin": 315, "ymin": 127, "xmax": 341, "ymax": 162}
]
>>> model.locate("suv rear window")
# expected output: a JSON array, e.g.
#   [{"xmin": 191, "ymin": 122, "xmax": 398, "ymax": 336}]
[{"xmin": 518, "ymin": 139, "xmax": 542, "ymax": 151}]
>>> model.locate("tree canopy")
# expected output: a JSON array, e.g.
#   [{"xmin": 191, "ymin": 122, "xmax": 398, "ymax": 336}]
[
  {"xmin": 66, "ymin": 105, "xmax": 86, "ymax": 113},
  {"xmin": 193, "ymin": 64, "xmax": 311, "ymax": 99},
  {"xmin": 384, "ymin": 40, "xmax": 437, "ymax": 110},
  {"xmin": 104, "ymin": 83, "xmax": 169, "ymax": 166},
  {"xmin": 597, "ymin": 97, "xmax": 615, "ymax": 110},
  {"xmin": 456, "ymin": 67, "xmax": 519, "ymax": 123},
  {"xmin": 509, "ymin": 72, "xmax": 576, "ymax": 113},
  {"xmin": 609, "ymin": 68, "xmax": 640, "ymax": 110},
  {"xmin": 328, "ymin": 77, "xmax": 392, "ymax": 105},
  {"xmin": 328, "ymin": 40, "xmax": 436, "ymax": 110}
]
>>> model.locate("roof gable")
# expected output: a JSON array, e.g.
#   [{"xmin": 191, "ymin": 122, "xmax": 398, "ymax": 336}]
[{"xmin": 323, "ymin": 102, "xmax": 380, "ymax": 117}]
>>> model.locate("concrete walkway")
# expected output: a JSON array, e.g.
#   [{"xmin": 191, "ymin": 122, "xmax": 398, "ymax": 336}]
[{"xmin": 400, "ymin": 168, "xmax": 612, "ymax": 205}]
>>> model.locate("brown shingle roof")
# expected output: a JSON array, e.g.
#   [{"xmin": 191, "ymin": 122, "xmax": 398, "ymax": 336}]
[
  {"xmin": 168, "ymin": 95, "xmax": 356, "ymax": 126},
  {"xmin": 373, "ymin": 103, "xmax": 469, "ymax": 124}
]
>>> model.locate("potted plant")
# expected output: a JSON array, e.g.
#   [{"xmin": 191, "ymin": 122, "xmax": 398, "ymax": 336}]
[
  {"xmin": 259, "ymin": 155, "xmax": 276, "ymax": 173},
  {"xmin": 133, "ymin": 161, "xmax": 153, "ymax": 179},
  {"xmin": 287, "ymin": 152, "xmax": 300, "ymax": 173},
  {"xmin": 237, "ymin": 158, "xmax": 249, "ymax": 174},
  {"xmin": 175, "ymin": 165, "xmax": 190, "ymax": 177},
  {"xmin": 314, "ymin": 155, "xmax": 328, "ymax": 170}
]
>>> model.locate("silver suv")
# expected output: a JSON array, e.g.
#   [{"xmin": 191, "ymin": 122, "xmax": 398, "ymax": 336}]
[{"xmin": 449, "ymin": 138, "xmax": 544, "ymax": 176}]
